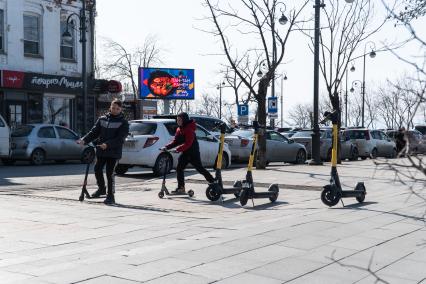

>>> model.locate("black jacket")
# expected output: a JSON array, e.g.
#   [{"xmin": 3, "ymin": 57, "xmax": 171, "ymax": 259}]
[{"xmin": 83, "ymin": 113, "xmax": 129, "ymax": 159}]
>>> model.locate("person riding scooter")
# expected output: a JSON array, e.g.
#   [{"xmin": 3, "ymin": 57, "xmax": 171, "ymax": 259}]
[{"xmin": 161, "ymin": 112, "xmax": 215, "ymax": 193}]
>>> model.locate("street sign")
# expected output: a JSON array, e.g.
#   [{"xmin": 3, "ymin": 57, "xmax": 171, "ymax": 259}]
[
  {"xmin": 238, "ymin": 115, "xmax": 249, "ymax": 125},
  {"xmin": 237, "ymin": 104, "xmax": 249, "ymax": 116},
  {"xmin": 268, "ymin": 113, "xmax": 278, "ymax": 119},
  {"xmin": 268, "ymin": 97, "xmax": 278, "ymax": 114}
]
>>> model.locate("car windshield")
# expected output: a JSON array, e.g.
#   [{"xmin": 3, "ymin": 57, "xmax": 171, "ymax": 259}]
[
  {"xmin": 292, "ymin": 131, "xmax": 313, "ymax": 138},
  {"xmin": 232, "ymin": 130, "xmax": 254, "ymax": 138},
  {"xmin": 11, "ymin": 125, "xmax": 34, "ymax": 137},
  {"xmin": 129, "ymin": 122, "xmax": 157, "ymax": 135}
]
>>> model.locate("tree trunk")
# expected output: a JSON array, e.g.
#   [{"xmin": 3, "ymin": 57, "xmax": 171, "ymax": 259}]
[{"xmin": 256, "ymin": 79, "xmax": 268, "ymax": 169}]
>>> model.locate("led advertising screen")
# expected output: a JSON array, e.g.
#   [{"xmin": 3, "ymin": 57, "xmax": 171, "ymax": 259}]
[{"xmin": 139, "ymin": 68, "xmax": 195, "ymax": 100}]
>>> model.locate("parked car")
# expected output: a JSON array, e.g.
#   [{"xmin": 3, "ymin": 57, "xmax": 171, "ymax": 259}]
[
  {"xmin": 414, "ymin": 125, "xmax": 426, "ymax": 135},
  {"xmin": 9, "ymin": 124, "xmax": 95, "ymax": 165},
  {"xmin": 370, "ymin": 130, "xmax": 397, "ymax": 158},
  {"xmin": 290, "ymin": 129, "xmax": 358, "ymax": 161},
  {"xmin": 224, "ymin": 129, "xmax": 307, "ymax": 164},
  {"xmin": 0, "ymin": 114, "xmax": 11, "ymax": 164},
  {"xmin": 118, "ymin": 119, "xmax": 232, "ymax": 176},
  {"xmin": 153, "ymin": 114, "xmax": 233, "ymax": 137},
  {"xmin": 343, "ymin": 128, "xmax": 376, "ymax": 159},
  {"xmin": 386, "ymin": 129, "xmax": 426, "ymax": 154}
]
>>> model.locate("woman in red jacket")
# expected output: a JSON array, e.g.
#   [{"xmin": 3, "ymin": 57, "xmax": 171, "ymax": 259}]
[{"xmin": 162, "ymin": 112, "xmax": 215, "ymax": 193}]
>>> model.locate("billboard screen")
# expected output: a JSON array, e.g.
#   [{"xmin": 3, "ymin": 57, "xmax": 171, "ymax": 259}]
[{"xmin": 139, "ymin": 68, "xmax": 195, "ymax": 100}]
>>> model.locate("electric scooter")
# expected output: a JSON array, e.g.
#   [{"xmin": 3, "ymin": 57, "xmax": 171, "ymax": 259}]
[
  {"xmin": 238, "ymin": 121, "xmax": 279, "ymax": 206},
  {"xmin": 158, "ymin": 149, "xmax": 195, "ymax": 199},
  {"xmin": 79, "ymin": 144, "xmax": 96, "ymax": 202},
  {"xmin": 205, "ymin": 122, "xmax": 242, "ymax": 201},
  {"xmin": 320, "ymin": 111, "xmax": 366, "ymax": 207}
]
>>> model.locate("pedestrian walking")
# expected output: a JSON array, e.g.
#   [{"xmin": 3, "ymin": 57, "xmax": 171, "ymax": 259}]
[
  {"xmin": 77, "ymin": 99, "xmax": 129, "ymax": 204},
  {"xmin": 395, "ymin": 127, "xmax": 406, "ymax": 155},
  {"xmin": 161, "ymin": 112, "xmax": 215, "ymax": 193}
]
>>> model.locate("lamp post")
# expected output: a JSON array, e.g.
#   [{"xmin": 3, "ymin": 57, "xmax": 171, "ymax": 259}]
[
  {"xmin": 351, "ymin": 42, "xmax": 376, "ymax": 128},
  {"xmin": 350, "ymin": 80, "xmax": 363, "ymax": 126},
  {"xmin": 311, "ymin": 0, "xmax": 354, "ymax": 165},
  {"xmin": 280, "ymin": 73, "xmax": 287, "ymax": 128},
  {"xmin": 217, "ymin": 81, "xmax": 225, "ymax": 119},
  {"xmin": 62, "ymin": 0, "xmax": 88, "ymax": 133}
]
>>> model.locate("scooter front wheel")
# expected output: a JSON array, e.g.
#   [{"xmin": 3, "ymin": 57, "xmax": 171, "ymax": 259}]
[
  {"xmin": 206, "ymin": 184, "xmax": 221, "ymax": 201},
  {"xmin": 158, "ymin": 191, "xmax": 165, "ymax": 199},
  {"xmin": 321, "ymin": 185, "xmax": 341, "ymax": 207}
]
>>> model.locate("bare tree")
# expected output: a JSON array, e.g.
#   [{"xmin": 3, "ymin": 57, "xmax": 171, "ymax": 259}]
[
  {"xmin": 288, "ymin": 103, "xmax": 312, "ymax": 128},
  {"xmin": 204, "ymin": 0, "xmax": 309, "ymax": 168}
]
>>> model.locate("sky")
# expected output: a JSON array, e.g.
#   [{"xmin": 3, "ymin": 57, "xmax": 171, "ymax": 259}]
[{"xmin": 95, "ymin": 0, "xmax": 426, "ymax": 126}]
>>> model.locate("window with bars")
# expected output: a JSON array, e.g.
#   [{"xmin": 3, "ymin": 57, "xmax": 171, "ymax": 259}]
[
  {"xmin": 60, "ymin": 18, "xmax": 75, "ymax": 60},
  {"xmin": 23, "ymin": 14, "xmax": 41, "ymax": 56}
]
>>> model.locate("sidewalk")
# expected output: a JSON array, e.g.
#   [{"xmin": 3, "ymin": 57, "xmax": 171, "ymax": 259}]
[{"xmin": 0, "ymin": 159, "xmax": 425, "ymax": 283}]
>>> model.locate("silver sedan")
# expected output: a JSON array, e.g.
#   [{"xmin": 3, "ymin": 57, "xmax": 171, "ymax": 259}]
[
  {"xmin": 225, "ymin": 129, "xmax": 307, "ymax": 164},
  {"xmin": 9, "ymin": 124, "xmax": 95, "ymax": 165}
]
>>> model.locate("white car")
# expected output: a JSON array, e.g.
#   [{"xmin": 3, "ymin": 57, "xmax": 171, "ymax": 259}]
[
  {"xmin": 117, "ymin": 119, "xmax": 232, "ymax": 175},
  {"xmin": 0, "ymin": 114, "xmax": 11, "ymax": 164}
]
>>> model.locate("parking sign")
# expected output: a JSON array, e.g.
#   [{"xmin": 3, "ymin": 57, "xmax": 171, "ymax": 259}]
[
  {"xmin": 268, "ymin": 97, "xmax": 278, "ymax": 114},
  {"xmin": 237, "ymin": 104, "xmax": 249, "ymax": 116}
]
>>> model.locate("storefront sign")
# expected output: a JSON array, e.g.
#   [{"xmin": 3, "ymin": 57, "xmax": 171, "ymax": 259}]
[{"xmin": 1, "ymin": 70, "xmax": 83, "ymax": 94}]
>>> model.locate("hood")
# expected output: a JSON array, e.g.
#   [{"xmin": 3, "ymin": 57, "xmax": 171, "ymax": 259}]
[{"xmin": 181, "ymin": 119, "xmax": 196, "ymax": 131}]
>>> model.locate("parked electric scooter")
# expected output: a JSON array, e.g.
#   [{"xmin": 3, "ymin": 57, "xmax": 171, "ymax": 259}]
[
  {"xmin": 205, "ymin": 122, "xmax": 242, "ymax": 201},
  {"xmin": 79, "ymin": 144, "xmax": 96, "ymax": 202},
  {"xmin": 238, "ymin": 121, "xmax": 279, "ymax": 206},
  {"xmin": 158, "ymin": 149, "xmax": 195, "ymax": 199},
  {"xmin": 320, "ymin": 111, "xmax": 366, "ymax": 207}
]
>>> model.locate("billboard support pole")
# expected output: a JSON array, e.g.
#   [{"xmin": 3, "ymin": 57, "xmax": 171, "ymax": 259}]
[{"xmin": 164, "ymin": 100, "xmax": 170, "ymax": 115}]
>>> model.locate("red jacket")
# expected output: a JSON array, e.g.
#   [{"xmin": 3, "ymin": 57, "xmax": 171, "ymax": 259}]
[{"xmin": 166, "ymin": 120, "xmax": 199, "ymax": 153}]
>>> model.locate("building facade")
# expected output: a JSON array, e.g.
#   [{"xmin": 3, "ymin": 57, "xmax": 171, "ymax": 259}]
[{"xmin": 0, "ymin": 0, "xmax": 96, "ymax": 134}]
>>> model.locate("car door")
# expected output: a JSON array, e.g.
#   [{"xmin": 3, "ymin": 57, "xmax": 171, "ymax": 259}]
[
  {"xmin": 0, "ymin": 115, "xmax": 10, "ymax": 158},
  {"xmin": 381, "ymin": 132, "xmax": 394, "ymax": 156},
  {"xmin": 37, "ymin": 126, "xmax": 59, "ymax": 159},
  {"xmin": 55, "ymin": 126, "xmax": 81, "ymax": 159},
  {"xmin": 269, "ymin": 131, "xmax": 290, "ymax": 162},
  {"xmin": 370, "ymin": 131, "xmax": 382, "ymax": 155},
  {"xmin": 265, "ymin": 132, "xmax": 281, "ymax": 162},
  {"xmin": 195, "ymin": 126, "xmax": 216, "ymax": 166}
]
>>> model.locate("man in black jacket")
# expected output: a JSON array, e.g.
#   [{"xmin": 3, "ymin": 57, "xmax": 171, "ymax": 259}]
[{"xmin": 77, "ymin": 99, "xmax": 129, "ymax": 204}]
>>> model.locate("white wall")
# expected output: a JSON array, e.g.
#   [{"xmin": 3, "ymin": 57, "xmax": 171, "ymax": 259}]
[{"xmin": 0, "ymin": 0, "xmax": 93, "ymax": 77}]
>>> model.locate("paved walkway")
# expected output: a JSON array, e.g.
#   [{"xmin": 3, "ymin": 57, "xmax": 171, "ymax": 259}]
[{"xmin": 0, "ymin": 159, "xmax": 425, "ymax": 283}]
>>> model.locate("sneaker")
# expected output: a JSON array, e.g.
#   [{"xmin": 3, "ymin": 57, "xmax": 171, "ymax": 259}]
[
  {"xmin": 171, "ymin": 187, "xmax": 186, "ymax": 194},
  {"xmin": 104, "ymin": 194, "xmax": 115, "ymax": 205},
  {"xmin": 91, "ymin": 188, "xmax": 106, "ymax": 198}
]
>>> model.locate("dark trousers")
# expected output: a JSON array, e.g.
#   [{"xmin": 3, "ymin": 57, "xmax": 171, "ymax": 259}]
[
  {"xmin": 177, "ymin": 152, "xmax": 215, "ymax": 188},
  {"xmin": 94, "ymin": 157, "xmax": 118, "ymax": 195}
]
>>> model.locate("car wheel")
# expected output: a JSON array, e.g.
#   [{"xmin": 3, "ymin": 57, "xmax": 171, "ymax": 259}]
[
  {"xmin": 81, "ymin": 148, "xmax": 95, "ymax": 164},
  {"xmin": 371, "ymin": 148, "xmax": 378, "ymax": 159},
  {"xmin": 295, "ymin": 149, "xmax": 306, "ymax": 164},
  {"xmin": 1, "ymin": 158, "xmax": 16, "ymax": 166},
  {"xmin": 153, "ymin": 153, "xmax": 172, "ymax": 176},
  {"xmin": 361, "ymin": 156, "xmax": 367, "ymax": 160},
  {"xmin": 214, "ymin": 153, "xmax": 229, "ymax": 170},
  {"xmin": 349, "ymin": 147, "xmax": 359, "ymax": 161},
  {"xmin": 30, "ymin": 149, "xmax": 45, "ymax": 165},
  {"xmin": 115, "ymin": 164, "xmax": 130, "ymax": 175}
]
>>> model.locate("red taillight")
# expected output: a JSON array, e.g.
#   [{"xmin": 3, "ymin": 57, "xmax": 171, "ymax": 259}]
[
  {"xmin": 143, "ymin": 137, "xmax": 159, "ymax": 148},
  {"xmin": 240, "ymin": 139, "xmax": 249, "ymax": 147},
  {"xmin": 364, "ymin": 130, "xmax": 370, "ymax": 140}
]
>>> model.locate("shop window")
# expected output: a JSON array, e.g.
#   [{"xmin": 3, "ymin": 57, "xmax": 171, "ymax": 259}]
[
  {"xmin": 28, "ymin": 93, "xmax": 43, "ymax": 123},
  {"xmin": 24, "ymin": 13, "xmax": 41, "ymax": 56},
  {"xmin": 43, "ymin": 96, "xmax": 71, "ymax": 126}
]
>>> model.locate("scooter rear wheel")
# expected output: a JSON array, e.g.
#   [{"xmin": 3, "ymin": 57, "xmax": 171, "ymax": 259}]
[
  {"xmin": 188, "ymin": 190, "xmax": 195, "ymax": 197},
  {"xmin": 233, "ymin": 181, "xmax": 242, "ymax": 198},
  {"xmin": 321, "ymin": 185, "xmax": 341, "ymax": 207},
  {"xmin": 239, "ymin": 189, "xmax": 249, "ymax": 206},
  {"xmin": 206, "ymin": 184, "xmax": 221, "ymax": 201},
  {"xmin": 268, "ymin": 184, "xmax": 279, "ymax": 202},
  {"xmin": 355, "ymin": 183, "xmax": 366, "ymax": 203}
]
